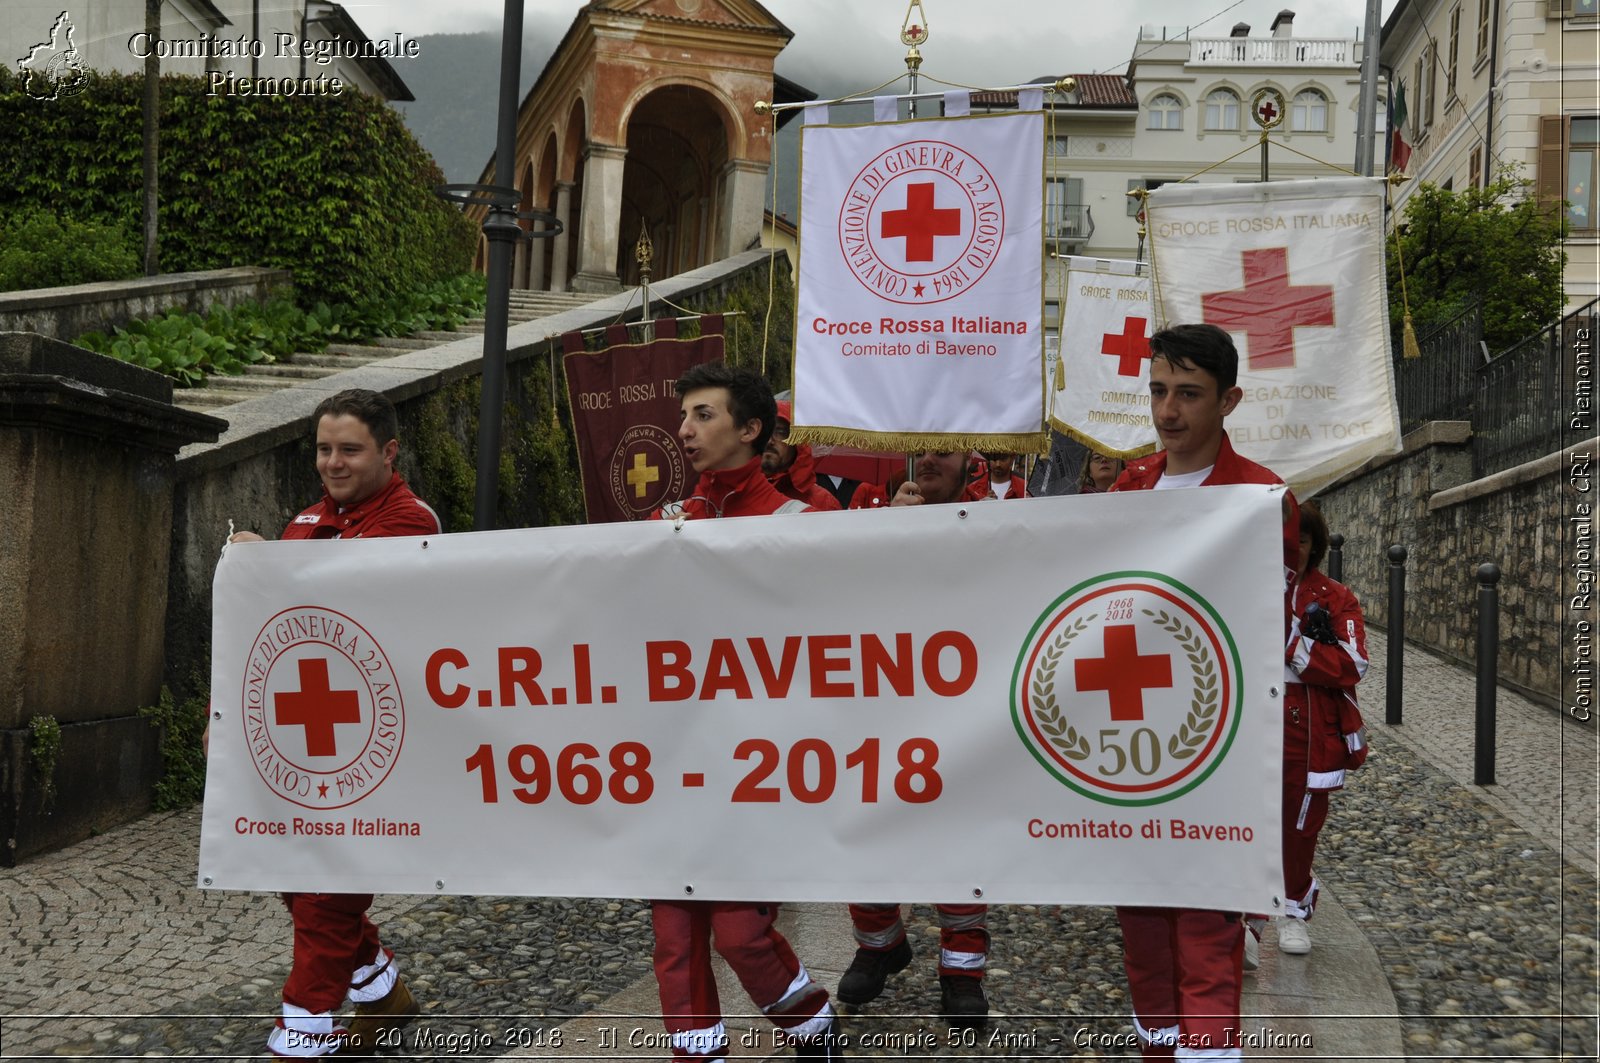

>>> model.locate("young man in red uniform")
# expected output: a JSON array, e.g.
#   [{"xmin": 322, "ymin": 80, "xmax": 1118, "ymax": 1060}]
[
  {"xmin": 762, "ymin": 400, "xmax": 842, "ymax": 511},
  {"xmin": 225, "ymin": 388, "xmax": 436, "ymax": 1057},
  {"xmin": 651, "ymin": 363, "xmax": 842, "ymax": 1060},
  {"xmin": 837, "ymin": 448, "xmax": 990, "ymax": 1027},
  {"xmin": 1108, "ymin": 324, "xmax": 1298, "ymax": 1062},
  {"xmin": 971, "ymin": 452, "xmax": 1028, "ymax": 499}
]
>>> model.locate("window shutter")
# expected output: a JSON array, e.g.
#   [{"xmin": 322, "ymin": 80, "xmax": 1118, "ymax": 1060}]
[{"xmin": 1536, "ymin": 115, "xmax": 1566, "ymax": 211}]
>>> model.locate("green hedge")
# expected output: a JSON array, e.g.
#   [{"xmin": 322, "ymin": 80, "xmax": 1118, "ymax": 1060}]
[
  {"xmin": 0, "ymin": 67, "xmax": 475, "ymax": 306},
  {"xmin": 0, "ymin": 207, "xmax": 140, "ymax": 291}
]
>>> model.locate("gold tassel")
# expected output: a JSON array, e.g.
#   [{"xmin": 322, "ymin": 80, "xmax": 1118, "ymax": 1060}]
[
  {"xmin": 1402, "ymin": 313, "xmax": 1421, "ymax": 359},
  {"xmin": 1054, "ymin": 357, "xmax": 1066, "ymax": 391}
]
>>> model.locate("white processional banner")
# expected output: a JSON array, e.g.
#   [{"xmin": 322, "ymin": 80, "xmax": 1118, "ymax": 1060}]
[
  {"xmin": 1146, "ymin": 177, "xmax": 1401, "ymax": 495},
  {"xmin": 1050, "ymin": 257, "xmax": 1159, "ymax": 458},
  {"xmin": 793, "ymin": 108, "xmax": 1046, "ymax": 452},
  {"xmin": 200, "ymin": 487, "xmax": 1288, "ymax": 911}
]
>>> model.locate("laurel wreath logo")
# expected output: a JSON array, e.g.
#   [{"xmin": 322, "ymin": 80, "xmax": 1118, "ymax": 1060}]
[
  {"xmin": 1030, "ymin": 614, "xmax": 1097, "ymax": 761},
  {"xmin": 1142, "ymin": 608, "xmax": 1219, "ymax": 759}
]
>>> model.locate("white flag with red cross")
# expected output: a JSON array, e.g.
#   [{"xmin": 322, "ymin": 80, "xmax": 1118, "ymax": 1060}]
[
  {"xmin": 792, "ymin": 101, "xmax": 1046, "ymax": 453},
  {"xmin": 1146, "ymin": 177, "xmax": 1401, "ymax": 495},
  {"xmin": 1050, "ymin": 256, "xmax": 1160, "ymax": 458}
]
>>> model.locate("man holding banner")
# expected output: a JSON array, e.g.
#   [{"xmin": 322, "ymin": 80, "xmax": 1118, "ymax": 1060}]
[
  {"xmin": 220, "ymin": 388, "xmax": 434, "ymax": 1058},
  {"xmin": 650, "ymin": 362, "xmax": 842, "ymax": 1060},
  {"xmin": 1109, "ymin": 324, "xmax": 1298, "ymax": 1062}
]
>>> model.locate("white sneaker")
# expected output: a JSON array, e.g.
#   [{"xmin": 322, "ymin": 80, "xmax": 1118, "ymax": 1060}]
[
  {"xmin": 1243, "ymin": 925, "xmax": 1261, "ymax": 971},
  {"xmin": 1277, "ymin": 917, "xmax": 1312, "ymax": 955}
]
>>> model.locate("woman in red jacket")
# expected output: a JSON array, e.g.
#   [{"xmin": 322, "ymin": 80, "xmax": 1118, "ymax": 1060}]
[{"xmin": 1275, "ymin": 500, "xmax": 1370, "ymax": 956}]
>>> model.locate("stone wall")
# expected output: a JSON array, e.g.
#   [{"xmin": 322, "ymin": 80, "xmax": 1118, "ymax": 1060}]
[
  {"xmin": 1315, "ymin": 422, "xmax": 1589, "ymax": 709},
  {"xmin": 165, "ymin": 250, "xmax": 788, "ymax": 697},
  {"xmin": 0, "ymin": 267, "xmax": 292, "ymax": 341}
]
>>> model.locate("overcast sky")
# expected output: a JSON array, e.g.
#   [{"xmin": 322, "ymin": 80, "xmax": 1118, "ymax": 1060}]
[{"xmin": 345, "ymin": 0, "xmax": 1398, "ymax": 97}]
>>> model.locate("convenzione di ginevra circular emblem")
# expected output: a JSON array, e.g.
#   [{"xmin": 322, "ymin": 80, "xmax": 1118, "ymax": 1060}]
[{"xmin": 1011, "ymin": 572, "xmax": 1242, "ymax": 807}]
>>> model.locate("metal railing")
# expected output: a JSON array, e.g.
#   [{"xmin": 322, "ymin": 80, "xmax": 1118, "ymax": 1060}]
[
  {"xmin": 1046, "ymin": 204, "xmax": 1095, "ymax": 253},
  {"xmin": 1393, "ymin": 302, "xmax": 1483, "ymax": 432},
  {"xmin": 1472, "ymin": 297, "xmax": 1599, "ymax": 476},
  {"xmin": 1188, "ymin": 36, "xmax": 1356, "ymax": 66}
]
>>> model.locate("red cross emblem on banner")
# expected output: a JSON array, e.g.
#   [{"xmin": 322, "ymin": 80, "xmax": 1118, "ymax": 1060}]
[
  {"xmin": 1101, "ymin": 316, "xmax": 1152, "ymax": 377},
  {"xmin": 1074, "ymin": 624, "xmax": 1174, "ymax": 722},
  {"xmin": 275, "ymin": 658, "xmax": 361, "ymax": 757},
  {"xmin": 1201, "ymin": 247, "xmax": 1335, "ymax": 370},
  {"xmin": 881, "ymin": 182, "xmax": 962, "ymax": 262}
]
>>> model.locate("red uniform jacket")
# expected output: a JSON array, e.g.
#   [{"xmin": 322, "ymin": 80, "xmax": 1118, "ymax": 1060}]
[
  {"xmin": 770, "ymin": 444, "xmax": 842, "ymax": 511},
  {"xmin": 656, "ymin": 456, "xmax": 813, "ymax": 519},
  {"xmin": 281, "ymin": 473, "xmax": 441, "ymax": 540},
  {"xmin": 970, "ymin": 473, "xmax": 1028, "ymax": 500},
  {"xmin": 1111, "ymin": 434, "xmax": 1300, "ymax": 577},
  {"xmin": 1285, "ymin": 569, "xmax": 1369, "ymax": 790}
]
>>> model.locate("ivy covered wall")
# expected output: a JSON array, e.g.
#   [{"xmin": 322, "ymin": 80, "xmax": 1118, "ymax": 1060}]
[{"xmin": 0, "ymin": 68, "xmax": 474, "ymax": 305}]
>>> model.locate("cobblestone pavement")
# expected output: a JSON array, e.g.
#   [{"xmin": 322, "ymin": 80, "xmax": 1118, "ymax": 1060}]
[{"xmin": 1, "ymin": 634, "xmax": 1594, "ymax": 1061}]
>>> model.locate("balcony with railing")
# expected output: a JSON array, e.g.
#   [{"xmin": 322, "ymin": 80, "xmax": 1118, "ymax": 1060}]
[
  {"xmin": 1188, "ymin": 36, "xmax": 1356, "ymax": 67},
  {"xmin": 1046, "ymin": 204, "xmax": 1095, "ymax": 254}
]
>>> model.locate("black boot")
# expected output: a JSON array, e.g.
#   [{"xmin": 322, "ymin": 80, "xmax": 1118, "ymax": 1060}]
[
  {"xmin": 939, "ymin": 974, "xmax": 988, "ymax": 1029},
  {"xmin": 836, "ymin": 938, "xmax": 913, "ymax": 1005}
]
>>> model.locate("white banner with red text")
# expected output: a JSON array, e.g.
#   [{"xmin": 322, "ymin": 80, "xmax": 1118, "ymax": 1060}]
[
  {"xmin": 792, "ymin": 108, "xmax": 1046, "ymax": 453},
  {"xmin": 200, "ymin": 486, "xmax": 1288, "ymax": 910},
  {"xmin": 1050, "ymin": 257, "xmax": 1160, "ymax": 459},
  {"xmin": 1146, "ymin": 177, "xmax": 1401, "ymax": 496}
]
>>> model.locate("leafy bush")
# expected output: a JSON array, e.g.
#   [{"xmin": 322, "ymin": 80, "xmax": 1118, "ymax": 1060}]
[
  {"xmin": 140, "ymin": 686, "xmax": 209, "ymax": 811},
  {"xmin": 0, "ymin": 207, "xmax": 138, "ymax": 291},
  {"xmin": 0, "ymin": 67, "xmax": 475, "ymax": 305},
  {"xmin": 76, "ymin": 273, "xmax": 486, "ymax": 385}
]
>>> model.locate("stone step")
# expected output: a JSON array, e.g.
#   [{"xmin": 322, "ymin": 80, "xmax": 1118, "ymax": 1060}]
[
  {"xmin": 364, "ymin": 335, "xmax": 440, "ymax": 350},
  {"xmin": 323, "ymin": 342, "xmax": 407, "ymax": 358},
  {"xmin": 284, "ymin": 350, "xmax": 390, "ymax": 369},
  {"xmin": 245, "ymin": 363, "xmax": 340, "ymax": 380},
  {"xmin": 174, "ymin": 388, "xmax": 262, "ymax": 410},
  {"xmin": 198, "ymin": 372, "xmax": 291, "ymax": 391},
  {"xmin": 412, "ymin": 330, "xmax": 479, "ymax": 343}
]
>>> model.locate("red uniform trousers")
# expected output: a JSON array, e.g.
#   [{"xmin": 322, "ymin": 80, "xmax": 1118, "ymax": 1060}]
[
  {"xmin": 1282, "ymin": 689, "xmax": 1329, "ymax": 918},
  {"xmin": 281, "ymin": 892, "xmax": 384, "ymax": 1013},
  {"xmin": 847, "ymin": 903, "xmax": 988, "ymax": 976},
  {"xmin": 1115, "ymin": 906, "xmax": 1243, "ymax": 1060},
  {"xmin": 652, "ymin": 900, "xmax": 831, "ymax": 1060}
]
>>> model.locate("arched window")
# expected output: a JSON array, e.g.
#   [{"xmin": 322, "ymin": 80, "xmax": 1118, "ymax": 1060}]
[
  {"xmin": 1147, "ymin": 93, "xmax": 1183, "ymax": 130},
  {"xmin": 1291, "ymin": 90, "xmax": 1329, "ymax": 132},
  {"xmin": 1204, "ymin": 89, "xmax": 1240, "ymax": 131}
]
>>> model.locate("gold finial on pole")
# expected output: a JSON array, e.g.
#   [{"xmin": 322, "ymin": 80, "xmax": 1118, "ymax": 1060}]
[
  {"xmin": 754, "ymin": 100, "xmax": 771, "ymax": 116},
  {"xmin": 635, "ymin": 226, "xmax": 654, "ymax": 281},
  {"xmin": 1053, "ymin": 76, "xmax": 1076, "ymax": 97},
  {"xmin": 902, "ymin": 0, "xmax": 928, "ymax": 115}
]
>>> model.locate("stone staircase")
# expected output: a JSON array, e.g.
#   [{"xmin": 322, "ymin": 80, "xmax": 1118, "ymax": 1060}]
[{"xmin": 172, "ymin": 289, "xmax": 602, "ymax": 413}]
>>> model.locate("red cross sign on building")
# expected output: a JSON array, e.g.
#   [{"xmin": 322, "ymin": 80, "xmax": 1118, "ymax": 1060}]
[
  {"xmin": 880, "ymin": 182, "xmax": 962, "ymax": 263},
  {"xmin": 1201, "ymin": 247, "xmax": 1335, "ymax": 370},
  {"xmin": 1100, "ymin": 316, "xmax": 1152, "ymax": 377},
  {"xmin": 275, "ymin": 657, "xmax": 361, "ymax": 757},
  {"xmin": 1074, "ymin": 624, "xmax": 1174, "ymax": 722}
]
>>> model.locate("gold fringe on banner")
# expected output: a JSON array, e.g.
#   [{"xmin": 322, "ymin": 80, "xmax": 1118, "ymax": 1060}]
[
  {"xmin": 789, "ymin": 426, "xmax": 1049, "ymax": 455},
  {"xmin": 1045, "ymin": 418, "xmax": 1159, "ymax": 462}
]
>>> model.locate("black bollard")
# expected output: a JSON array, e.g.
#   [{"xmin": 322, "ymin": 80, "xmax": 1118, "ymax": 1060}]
[
  {"xmin": 1328, "ymin": 533, "xmax": 1345, "ymax": 583},
  {"xmin": 1475, "ymin": 563, "xmax": 1501, "ymax": 785},
  {"xmin": 1386, "ymin": 545, "xmax": 1407, "ymax": 726}
]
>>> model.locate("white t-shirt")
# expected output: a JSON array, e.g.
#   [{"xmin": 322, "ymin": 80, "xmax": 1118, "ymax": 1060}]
[
  {"xmin": 1152, "ymin": 465, "xmax": 1213, "ymax": 490},
  {"xmin": 990, "ymin": 478, "xmax": 1013, "ymax": 499}
]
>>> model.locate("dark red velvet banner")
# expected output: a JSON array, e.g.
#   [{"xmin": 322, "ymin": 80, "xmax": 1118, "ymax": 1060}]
[{"xmin": 562, "ymin": 317, "xmax": 724, "ymax": 522}]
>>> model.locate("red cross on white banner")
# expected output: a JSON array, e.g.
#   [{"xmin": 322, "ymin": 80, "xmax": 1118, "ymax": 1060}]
[
  {"xmin": 1100, "ymin": 316, "xmax": 1152, "ymax": 377},
  {"xmin": 880, "ymin": 181, "xmax": 962, "ymax": 262},
  {"xmin": 275, "ymin": 658, "xmax": 361, "ymax": 757},
  {"xmin": 1074, "ymin": 624, "xmax": 1174, "ymax": 722},
  {"xmin": 1200, "ymin": 247, "xmax": 1335, "ymax": 370}
]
